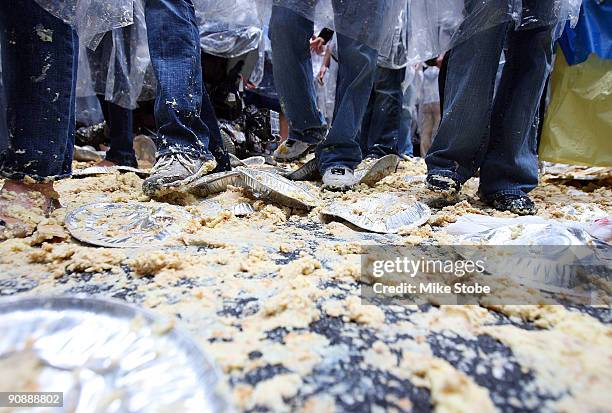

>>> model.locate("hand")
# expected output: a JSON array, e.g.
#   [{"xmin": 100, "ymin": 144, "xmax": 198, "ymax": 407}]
[
  {"xmin": 317, "ymin": 66, "xmax": 328, "ymax": 85},
  {"xmin": 310, "ymin": 36, "xmax": 326, "ymax": 55}
]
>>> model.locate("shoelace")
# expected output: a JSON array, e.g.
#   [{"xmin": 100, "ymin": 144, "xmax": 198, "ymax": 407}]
[{"xmin": 152, "ymin": 153, "xmax": 198, "ymax": 174}]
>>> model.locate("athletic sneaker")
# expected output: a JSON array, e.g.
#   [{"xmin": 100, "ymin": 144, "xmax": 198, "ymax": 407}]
[
  {"xmin": 273, "ymin": 139, "xmax": 315, "ymax": 162},
  {"xmin": 490, "ymin": 194, "xmax": 537, "ymax": 216},
  {"xmin": 354, "ymin": 154, "xmax": 400, "ymax": 186},
  {"xmin": 322, "ymin": 166, "xmax": 356, "ymax": 191},
  {"xmin": 425, "ymin": 174, "xmax": 461, "ymax": 197},
  {"xmin": 143, "ymin": 152, "xmax": 217, "ymax": 197}
]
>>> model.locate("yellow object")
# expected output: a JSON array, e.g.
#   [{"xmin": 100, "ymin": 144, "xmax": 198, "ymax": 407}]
[{"xmin": 540, "ymin": 50, "xmax": 612, "ymax": 167}]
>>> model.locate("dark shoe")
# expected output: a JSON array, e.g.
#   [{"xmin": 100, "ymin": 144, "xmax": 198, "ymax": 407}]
[
  {"xmin": 143, "ymin": 153, "xmax": 217, "ymax": 198},
  {"xmin": 426, "ymin": 174, "xmax": 461, "ymax": 196},
  {"xmin": 490, "ymin": 194, "xmax": 537, "ymax": 216}
]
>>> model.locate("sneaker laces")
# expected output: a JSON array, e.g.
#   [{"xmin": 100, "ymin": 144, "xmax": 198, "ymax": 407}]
[{"xmin": 152, "ymin": 153, "xmax": 199, "ymax": 174}]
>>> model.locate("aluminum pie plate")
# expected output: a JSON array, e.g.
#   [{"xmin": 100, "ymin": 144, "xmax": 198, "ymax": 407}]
[
  {"xmin": 229, "ymin": 154, "xmax": 266, "ymax": 168},
  {"xmin": 0, "ymin": 296, "xmax": 230, "ymax": 413},
  {"xmin": 354, "ymin": 154, "xmax": 400, "ymax": 186},
  {"xmin": 65, "ymin": 202, "xmax": 193, "ymax": 248},
  {"xmin": 458, "ymin": 223, "xmax": 611, "ymax": 291},
  {"xmin": 188, "ymin": 171, "xmax": 243, "ymax": 197},
  {"xmin": 285, "ymin": 157, "xmax": 320, "ymax": 181},
  {"xmin": 237, "ymin": 167, "xmax": 319, "ymax": 209},
  {"xmin": 72, "ymin": 166, "xmax": 150, "ymax": 178},
  {"xmin": 199, "ymin": 200, "xmax": 254, "ymax": 217},
  {"xmin": 321, "ymin": 192, "xmax": 431, "ymax": 234}
]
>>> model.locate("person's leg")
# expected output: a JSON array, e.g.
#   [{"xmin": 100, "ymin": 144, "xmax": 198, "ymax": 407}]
[
  {"xmin": 200, "ymin": 90, "xmax": 230, "ymax": 172},
  {"xmin": 478, "ymin": 24, "xmax": 554, "ymax": 207},
  {"xmin": 143, "ymin": 0, "xmax": 219, "ymax": 195},
  {"xmin": 104, "ymin": 102, "xmax": 137, "ymax": 167},
  {"xmin": 425, "ymin": 23, "xmax": 509, "ymax": 185},
  {"xmin": 269, "ymin": 5, "xmax": 326, "ymax": 160},
  {"xmin": 0, "ymin": 0, "xmax": 77, "ymax": 182},
  {"xmin": 316, "ymin": 33, "xmax": 378, "ymax": 174},
  {"xmin": 144, "ymin": 0, "xmax": 212, "ymax": 160},
  {"xmin": 0, "ymin": 0, "xmax": 77, "ymax": 238},
  {"xmin": 419, "ymin": 104, "xmax": 435, "ymax": 157},
  {"xmin": 362, "ymin": 66, "xmax": 405, "ymax": 158}
]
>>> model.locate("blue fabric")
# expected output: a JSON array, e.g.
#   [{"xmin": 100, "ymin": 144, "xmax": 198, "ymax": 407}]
[
  {"xmin": 558, "ymin": 0, "xmax": 612, "ymax": 65},
  {"xmin": 100, "ymin": 99, "xmax": 138, "ymax": 167},
  {"xmin": 269, "ymin": 6, "xmax": 327, "ymax": 145},
  {"xmin": 426, "ymin": 20, "xmax": 554, "ymax": 201},
  {"xmin": 145, "ymin": 0, "xmax": 214, "ymax": 161},
  {"xmin": 0, "ymin": 0, "xmax": 78, "ymax": 181},
  {"xmin": 145, "ymin": 0, "xmax": 229, "ymax": 171},
  {"xmin": 359, "ymin": 66, "xmax": 406, "ymax": 158}
]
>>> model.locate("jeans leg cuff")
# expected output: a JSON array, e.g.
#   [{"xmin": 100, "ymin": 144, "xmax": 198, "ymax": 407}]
[
  {"xmin": 156, "ymin": 146, "xmax": 213, "ymax": 161},
  {"xmin": 0, "ymin": 170, "xmax": 71, "ymax": 182},
  {"xmin": 105, "ymin": 151, "xmax": 138, "ymax": 168},
  {"xmin": 479, "ymin": 189, "xmax": 527, "ymax": 203},
  {"xmin": 427, "ymin": 169, "xmax": 464, "ymax": 184}
]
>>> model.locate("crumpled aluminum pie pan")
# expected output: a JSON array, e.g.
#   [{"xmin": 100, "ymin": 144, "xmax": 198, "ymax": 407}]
[
  {"xmin": 458, "ymin": 223, "xmax": 611, "ymax": 292},
  {"xmin": 198, "ymin": 200, "xmax": 254, "ymax": 217},
  {"xmin": 188, "ymin": 171, "xmax": 243, "ymax": 197},
  {"xmin": 65, "ymin": 202, "xmax": 193, "ymax": 248},
  {"xmin": 0, "ymin": 296, "xmax": 230, "ymax": 413},
  {"xmin": 237, "ymin": 167, "xmax": 319, "ymax": 209},
  {"xmin": 321, "ymin": 193, "xmax": 431, "ymax": 234},
  {"xmin": 72, "ymin": 166, "xmax": 150, "ymax": 178}
]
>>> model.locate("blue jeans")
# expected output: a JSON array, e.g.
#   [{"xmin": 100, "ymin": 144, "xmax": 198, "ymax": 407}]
[
  {"xmin": 399, "ymin": 106, "xmax": 414, "ymax": 156},
  {"xmin": 269, "ymin": 5, "xmax": 379, "ymax": 172},
  {"xmin": 144, "ymin": 0, "xmax": 215, "ymax": 162},
  {"xmin": 269, "ymin": 6, "xmax": 326, "ymax": 145},
  {"xmin": 359, "ymin": 66, "xmax": 406, "ymax": 158},
  {"xmin": 425, "ymin": 22, "xmax": 554, "ymax": 200},
  {"xmin": 99, "ymin": 98, "xmax": 138, "ymax": 167},
  {"xmin": 0, "ymin": 0, "xmax": 78, "ymax": 181}
]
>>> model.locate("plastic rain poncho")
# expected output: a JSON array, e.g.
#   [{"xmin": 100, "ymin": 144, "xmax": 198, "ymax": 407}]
[
  {"xmin": 195, "ymin": 0, "xmax": 263, "ymax": 58},
  {"xmin": 76, "ymin": 0, "xmax": 151, "ymax": 110},
  {"xmin": 406, "ymin": 0, "xmax": 584, "ymax": 64},
  {"xmin": 33, "ymin": 0, "xmax": 134, "ymax": 48}
]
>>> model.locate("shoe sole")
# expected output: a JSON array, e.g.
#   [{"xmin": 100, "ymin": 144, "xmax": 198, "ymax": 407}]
[
  {"xmin": 143, "ymin": 159, "xmax": 217, "ymax": 198},
  {"xmin": 273, "ymin": 144, "xmax": 316, "ymax": 163},
  {"xmin": 356, "ymin": 155, "xmax": 400, "ymax": 186}
]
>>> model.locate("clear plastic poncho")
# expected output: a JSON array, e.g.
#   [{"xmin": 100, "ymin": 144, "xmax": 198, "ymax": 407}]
[
  {"xmin": 406, "ymin": 0, "xmax": 583, "ymax": 64},
  {"xmin": 195, "ymin": 0, "xmax": 263, "ymax": 58},
  {"xmin": 33, "ymin": 0, "xmax": 134, "ymax": 48},
  {"xmin": 76, "ymin": 0, "xmax": 151, "ymax": 110}
]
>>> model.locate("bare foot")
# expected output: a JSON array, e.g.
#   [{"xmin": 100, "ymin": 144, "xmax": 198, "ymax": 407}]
[{"xmin": 0, "ymin": 180, "xmax": 60, "ymax": 240}]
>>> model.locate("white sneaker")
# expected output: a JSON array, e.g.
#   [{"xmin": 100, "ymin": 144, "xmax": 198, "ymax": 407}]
[{"xmin": 322, "ymin": 166, "xmax": 356, "ymax": 191}]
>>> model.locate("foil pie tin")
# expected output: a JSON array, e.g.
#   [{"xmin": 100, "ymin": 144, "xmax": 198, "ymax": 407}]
[
  {"xmin": 188, "ymin": 171, "xmax": 243, "ymax": 197},
  {"xmin": 237, "ymin": 167, "xmax": 319, "ymax": 209},
  {"xmin": 198, "ymin": 200, "xmax": 254, "ymax": 217},
  {"xmin": 65, "ymin": 202, "xmax": 193, "ymax": 248},
  {"xmin": 321, "ymin": 193, "xmax": 431, "ymax": 234},
  {"xmin": 459, "ymin": 223, "xmax": 611, "ymax": 291},
  {"xmin": 72, "ymin": 166, "xmax": 150, "ymax": 178},
  {"xmin": 354, "ymin": 154, "xmax": 400, "ymax": 186},
  {"xmin": 0, "ymin": 296, "xmax": 230, "ymax": 413}
]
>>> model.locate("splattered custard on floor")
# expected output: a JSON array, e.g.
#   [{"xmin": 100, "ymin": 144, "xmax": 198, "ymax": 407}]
[{"xmin": 1, "ymin": 158, "xmax": 610, "ymax": 413}]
